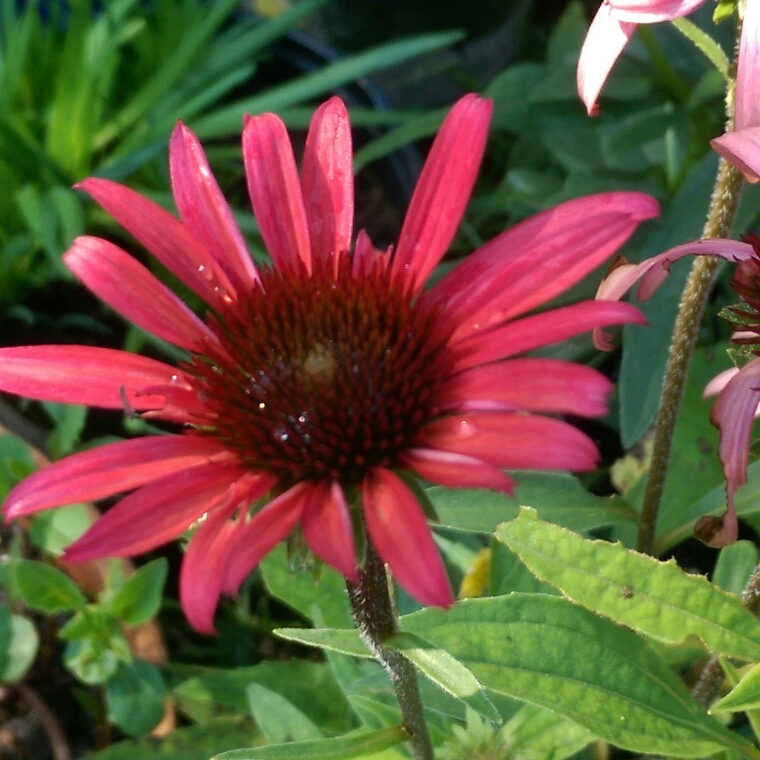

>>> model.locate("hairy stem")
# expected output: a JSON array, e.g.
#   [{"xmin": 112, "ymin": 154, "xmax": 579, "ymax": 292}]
[
  {"xmin": 637, "ymin": 157, "xmax": 743, "ymax": 555},
  {"xmin": 346, "ymin": 544, "xmax": 434, "ymax": 760}
]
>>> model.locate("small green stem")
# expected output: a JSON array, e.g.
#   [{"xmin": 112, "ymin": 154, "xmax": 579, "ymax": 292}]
[
  {"xmin": 637, "ymin": 158, "xmax": 743, "ymax": 554},
  {"xmin": 346, "ymin": 544, "xmax": 434, "ymax": 760}
]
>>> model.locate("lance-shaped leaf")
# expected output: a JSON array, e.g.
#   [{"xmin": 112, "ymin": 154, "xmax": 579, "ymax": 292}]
[
  {"xmin": 211, "ymin": 726, "xmax": 406, "ymax": 760},
  {"xmin": 275, "ymin": 628, "xmax": 370, "ymax": 659},
  {"xmin": 496, "ymin": 508, "xmax": 760, "ymax": 661},
  {"xmin": 713, "ymin": 663, "xmax": 760, "ymax": 713},
  {"xmin": 386, "ymin": 632, "xmax": 499, "ymax": 722},
  {"xmin": 275, "ymin": 627, "xmax": 499, "ymax": 722},
  {"xmin": 401, "ymin": 594, "xmax": 753, "ymax": 757}
]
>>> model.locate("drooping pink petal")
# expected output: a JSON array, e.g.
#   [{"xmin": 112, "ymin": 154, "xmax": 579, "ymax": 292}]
[
  {"xmin": 607, "ymin": 0, "xmax": 706, "ymax": 23},
  {"xmin": 362, "ymin": 467, "xmax": 453, "ymax": 608},
  {"xmin": 170, "ymin": 122, "xmax": 260, "ymax": 292},
  {"xmin": 76, "ymin": 178, "xmax": 236, "ymax": 308},
  {"xmin": 712, "ymin": 128, "xmax": 760, "ymax": 183},
  {"xmin": 710, "ymin": 358, "xmax": 760, "ymax": 521},
  {"xmin": 243, "ymin": 112, "xmax": 312, "ymax": 273},
  {"xmin": 420, "ymin": 412, "xmax": 600, "ymax": 471},
  {"xmin": 64, "ymin": 236, "xmax": 220, "ymax": 354},
  {"xmin": 401, "ymin": 448, "xmax": 515, "ymax": 493},
  {"xmin": 4, "ymin": 435, "xmax": 232, "ymax": 518},
  {"xmin": 577, "ymin": 5, "xmax": 636, "ymax": 115},
  {"xmin": 431, "ymin": 192, "xmax": 659, "ymax": 342},
  {"xmin": 593, "ymin": 238, "xmax": 756, "ymax": 348},
  {"xmin": 178, "ymin": 472, "xmax": 269, "ymax": 634},
  {"xmin": 705, "ymin": 367, "xmax": 740, "ymax": 398},
  {"xmin": 597, "ymin": 240, "xmax": 754, "ymax": 302},
  {"xmin": 301, "ymin": 481, "xmax": 358, "ymax": 581},
  {"xmin": 440, "ymin": 359, "xmax": 613, "ymax": 417},
  {"xmin": 451, "ymin": 300, "xmax": 645, "ymax": 370},
  {"xmin": 0, "ymin": 346, "xmax": 184, "ymax": 410},
  {"xmin": 63, "ymin": 462, "xmax": 256, "ymax": 562},
  {"xmin": 734, "ymin": 0, "xmax": 760, "ymax": 132},
  {"xmin": 391, "ymin": 95, "xmax": 492, "ymax": 292},
  {"xmin": 222, "ymin": 482, "xmax": 310, "ymax": 595},
  {"xmin": 301, "ymin": 97, "xmax": 354, "ymax": 274}
]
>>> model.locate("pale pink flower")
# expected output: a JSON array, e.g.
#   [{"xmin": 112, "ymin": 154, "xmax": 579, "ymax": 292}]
[
  {"xmin": 0, "ymin": 95, "xmax": 658, "ymax": 632},
  {"xmin": 712, "ymin": 0, "xmax": 760, "ymax": 181},
  {"xmin": 594, "ymin": 235, "xmax": 760, "ymax": 547},
  {"xmin": 578, "ymin": 0, "xmax": 708, "ymax": 115}
]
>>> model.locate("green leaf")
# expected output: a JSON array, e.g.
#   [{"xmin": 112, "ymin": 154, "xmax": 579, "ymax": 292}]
[
  {"xmin": 353, "ymin": 109, "xmax": 444, "ymax": 173},
  {"xmin": 496, "ymin": 509, "xmax": 760, "ymax": 661},
  {"xmin": 505, "ymin": 704, "xmax": 593, "ymax": 760},
  {"xmin": 192, "ymin": 32, "xmax": 463, "ymax": 140},
  {"xmin": 65, "ymin": 638, "xmax": 120, "ymax": 685},
  {"xmin": 85, "ymin": 718, "xmax": 256, "ymax": 760},
  {"xmin": 386, "ymin": 632, "xmax": 499, "ymax": 722},
  {"xmin": 401, "ymin": 594, "xmax": 751, "ymax": 757},
  {"xmin": 427, "ymin": 471, "xmax": 635, "ymax": 535},
  {"xmin": 43, "ymin": 402, "xmax": 87, "ymax": 458},
  {"xmin": 29, "ymin": 504, "xmax": 93, "ymax": 556},
  {"xmin": 105, "ymin": 659, "xmax": 167, "ymax": 736},
  {"xmin": 172, "ymin": 661, "xmax": 351, "ymax": 734},
  {"xmin": 0, "ymin": 433, "xmax": 37, "ymax": 500},
  {"xmin": 212, "ymin": 726, "xmax": 407, "ymax": 760},
  {"xmin": 0, "ymin": 606, "xmax": 39, "ymax": 682},
  {"xmin": 671, "ymin": 17, "xmax": 730, "ymax": 79},
  {"xmin": 273, "ymin": 628, "xmax": 369, "ymax": 659},
  {"xmin": 713, "ymin": 663, "xmax": 760, "ymax": 712},
  {"xmin": 246, "ymin": 684, "xmax": 322, "ymax": 744},
  {"xmin": 619, "ymin": 152, "xmax": 718, "ymax": 446},
  {"xmin": 713, "ymin": 541, "xmax": 759, "ymax": 597},
  {"xmin": 107, "ymin": 558, "xmax": 168, "ymax": 625},
  {"xmin": 12, "ymin": 559, "xmax": 87, "ymax": 613},
  {"xmin": 260, "ymin": 545, "xmax": 352, "ymax": 629}
]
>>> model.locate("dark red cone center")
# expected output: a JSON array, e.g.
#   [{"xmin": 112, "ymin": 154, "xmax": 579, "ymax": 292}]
[{"xmin": 189, "ymin": 256, "xmax": 451, "ymax": 486}]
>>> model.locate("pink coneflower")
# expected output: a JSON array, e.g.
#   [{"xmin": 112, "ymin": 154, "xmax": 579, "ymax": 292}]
[
  {"xmin": 0, "ymin": 95, "xmax": 657, "ymax": 632},
  {"xmin": 594, "ymin": 235, "xmax": 760, "ymax": 547},
  {"xmin": 711, "ymin": 0, "xmax": 760, "ymax": 181},
  {"xmin": 577, "ymin": 0, "xmax": 707, "ymax": 115}
]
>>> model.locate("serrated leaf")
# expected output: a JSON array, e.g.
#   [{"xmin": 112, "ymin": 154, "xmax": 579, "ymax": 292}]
[
  {"xmin": 427, "ymin": 471, "xmax": 635, "ymax": 534},
  {"xmin": 497, "ymin": 509, "xmax": 760, "ymax": 660},
  {"xmin": 212, "ymin": 726, "xmax": 407, "ymax": 760},
  {"xmin": 12, "ymin": 559, "xmax": 87, "ymax": 613},
  {"xmin": 401, "ymin": 594, "xmax": 752, "ymax": 757},
  {"xmin": 386, "ymin": 632, "xmax": 499, "ymax": 722},
  {"xmin": 107, "ymin": 558, "xmax": 167, "ymax": 625}
]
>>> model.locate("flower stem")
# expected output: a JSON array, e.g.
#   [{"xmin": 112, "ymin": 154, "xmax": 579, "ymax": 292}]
[
  {"xmin": 346, "ymin": 544, "xmax": 434, "ymax": 760},
  {"xmin": 637, "ymin": 157, "xmax": 743, "ymax": 555}
]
